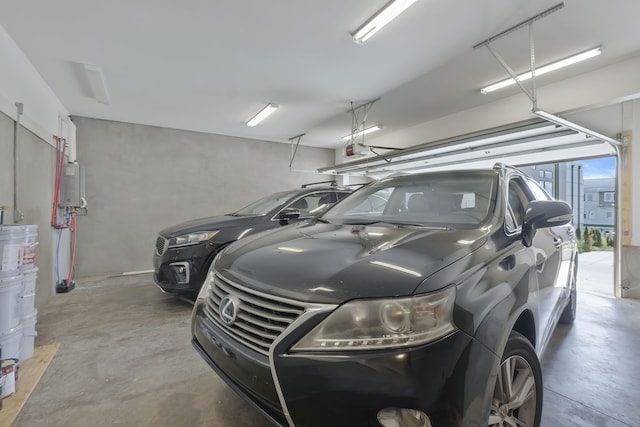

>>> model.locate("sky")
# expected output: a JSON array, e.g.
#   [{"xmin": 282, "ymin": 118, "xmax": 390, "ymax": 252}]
[{"xmin": 580, "ymin": 156, "xmax": 616, "ymax": 179}]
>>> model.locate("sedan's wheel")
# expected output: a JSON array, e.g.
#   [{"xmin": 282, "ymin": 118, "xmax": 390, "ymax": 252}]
[{"xmin": 488, "ymin": 332, "xmax": 542, "ymax": 427}]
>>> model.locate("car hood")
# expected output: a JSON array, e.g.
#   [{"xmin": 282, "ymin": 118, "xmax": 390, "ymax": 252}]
[
  {"xmin": 216, "ymin": 222, "xmax": 489, "ymax": 304},
  {"xmin": 159, "ymin": 214, "xmax": 259, "ymax": 238}
]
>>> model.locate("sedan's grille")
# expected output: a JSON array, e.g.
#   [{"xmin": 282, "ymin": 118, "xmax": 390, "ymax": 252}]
[
  {"xmin": 203, "ymin": 273, "xmax": 306, "ymax": 356},
  {"xmin": 156, "ymin": 236, "xmax": 168, "ymax": 255}
]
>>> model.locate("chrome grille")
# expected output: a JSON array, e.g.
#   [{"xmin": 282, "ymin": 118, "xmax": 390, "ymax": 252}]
[
  {"xmin": 204, "ymin": 273, "xmax": 306, "ymax": 356},
  {"xmin": 156, "ymin": 236, "xmax": 168, "ymax": 255}
]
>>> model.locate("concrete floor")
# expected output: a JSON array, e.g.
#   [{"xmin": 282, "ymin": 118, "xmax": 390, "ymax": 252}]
[{"xmin": 10, "ymin": 251, "xmax": 640, "ymax": 427}]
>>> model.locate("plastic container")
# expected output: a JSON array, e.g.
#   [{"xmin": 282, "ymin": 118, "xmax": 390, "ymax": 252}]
[
  {"xmin": 20, "ymin": 267, "xmax": 38, "ymax": 317},
  {"xmin": 0, "ymin": 225, "xmax": 26, "ymax": 271},
  {"xmin": 0, "ymin": 323, "xmax": 22, "ymax": 361},
  {"xmin": 20, "ymin": 224, "xmax": 38, "ymax": 271},
  {"xmin": 20, "ymin": 309, "xmax": 37, "ymax": 362},
  {"xmin": 0, "ymin": 273, "xmax": 23, "ymax": 332}
]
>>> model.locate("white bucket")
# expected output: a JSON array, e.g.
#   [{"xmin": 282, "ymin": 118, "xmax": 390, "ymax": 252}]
[
  {"xmin": 20, "ymin": 309, "xmax": 37, "ymax": 362},
  {"xmin": 0, "ymin": 323, "xmax": 23, "ymax": 361},
  {"xmin": 20, "ymin": 224, "xmax": 38, "ymax": 271},
  {"xmin": 20, "ymin": 267, "xmax": 38, "ymax": 317},
  {"xmin": 0, "ymin": 225, "xmax": 26, "ymax": 271},
  {"xmin": 0, "ymin": 274, "xmax": 23, "ymax": 332}
]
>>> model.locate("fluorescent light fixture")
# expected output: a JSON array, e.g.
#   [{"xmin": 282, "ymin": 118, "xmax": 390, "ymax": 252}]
[
  {"xmin": 481, "ymin": 46, "xmax": 602, "ymax": 94},
  {"xmin": 84, "ymin": 64, "xmax": 110, "ymax": 104},
  {"xmin": 352, "ymin": 0, "xmax": 418, "ymax": 44},
  {"xmin": 246, "ymin": 103, "xmax": 278, "ymax": 127},
  {"xmin": 341, "ymin": 124, "xmax": 382, "ymax": 141}
]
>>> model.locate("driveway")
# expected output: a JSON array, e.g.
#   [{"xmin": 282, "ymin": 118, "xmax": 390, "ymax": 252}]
[{"xmin": 577, "ymin": 250, "xmax": 614, "ymax": 297}]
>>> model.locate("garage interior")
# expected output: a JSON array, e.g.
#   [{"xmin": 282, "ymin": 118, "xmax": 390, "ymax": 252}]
[{"xmin": 1, "ymin": 1, "xmax": 640, "ymax": 426}]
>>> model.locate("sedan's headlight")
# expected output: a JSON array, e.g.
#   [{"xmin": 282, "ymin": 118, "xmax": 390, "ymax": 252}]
[
  {"xmin": 168, "ymin": 231, "xmax": 218, "ymax": 248},
  {"xmin": 292, "ymin": 286, "xmax": 456, "ymax": 351}
]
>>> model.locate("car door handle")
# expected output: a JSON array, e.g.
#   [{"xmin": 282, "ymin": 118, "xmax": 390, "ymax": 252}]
[
  {"xmin": 567, "ymin": 229, "xmax": 575, "ymax": 237},
  {"xmin": 553, "ymin": 237, "xmax": 562, "ymax": 250}
]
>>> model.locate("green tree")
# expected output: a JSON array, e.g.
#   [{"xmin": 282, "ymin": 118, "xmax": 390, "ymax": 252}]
[
  {"xmin": 593, "ymin": 229, "xmax": 602, "ymax": 247},
  {"xmin": 575, "ymin": 226, "xmax": 582, "ymax": 240},
  {"xmin": 583, "ymin": 226, "xmax": 592, "ymax": 252}
]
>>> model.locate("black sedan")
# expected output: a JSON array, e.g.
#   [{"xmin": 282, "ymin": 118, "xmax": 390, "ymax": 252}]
[
  {"xmin": 191, "ymin": 164, "xmax": 578, "ymax": 427},
  {"xmin": 153, "ymin": 183, "xmax": 352, "ymax": 299}
]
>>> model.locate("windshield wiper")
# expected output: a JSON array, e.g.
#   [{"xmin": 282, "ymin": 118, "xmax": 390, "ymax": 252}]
[
  {"xmin": 342, "ymin": 220, "xmax": 452, "ymax": 230},
  {"xmin": 393, "ymin": 222, "xmax": 452, "ymax": 230},
  {"xmin": 343, "ymin": 221, "xmax": 403, "ymax": 227}
]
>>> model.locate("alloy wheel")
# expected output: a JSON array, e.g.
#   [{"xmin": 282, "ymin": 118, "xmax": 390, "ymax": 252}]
[{"xmin": 488, "ymin": 354, "xmax": 537, "ymax": 426}]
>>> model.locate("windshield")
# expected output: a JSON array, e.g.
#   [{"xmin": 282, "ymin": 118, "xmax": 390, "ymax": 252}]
[
  {"xmin": 233, "ymin": 191, "xmax": 299, "ymax": 216},
  {"xmin": 322, "ymin": 171, "xmax": 497, "ymax": 228}
]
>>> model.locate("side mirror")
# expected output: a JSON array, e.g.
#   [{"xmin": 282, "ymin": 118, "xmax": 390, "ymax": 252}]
[
  {"xmin": 522, "ymin": 200, "xmax": 573, "ymax": 247},
  {"xmin": 278, "ymin": 207, "xmax": 301, "ymax": 225}
]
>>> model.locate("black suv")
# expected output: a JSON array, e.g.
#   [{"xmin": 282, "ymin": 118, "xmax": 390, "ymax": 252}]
[
  {"xmin": 153, "ymin": 182, "xmax": 352, "ymax": 299},
  {"xmin": 191, "ymin": 164, "xmax": 578, "ymax": 427}
]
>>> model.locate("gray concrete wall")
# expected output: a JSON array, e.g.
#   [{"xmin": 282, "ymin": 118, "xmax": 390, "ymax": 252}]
[
  {"xmin": 73, "ymin": 117, "xmax": 335, "ymax": 277},
  {"xmin": 0, "ymin": 111, "xmax": 57, "ymax": 308}
]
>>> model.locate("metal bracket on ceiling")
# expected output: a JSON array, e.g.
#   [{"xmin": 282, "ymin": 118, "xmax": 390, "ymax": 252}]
[
  {"xmin": 347, "ymin": 98, "xmax": 381, "ymax": 145},
  {"xmin": 474, "ymin": 3, "xmax": 626, "ymax": 152},
  {"xmin": 474, "ymin": 3, "xmax": 565, "ymax": 110},
  {"xmin": 288, "ymin": 133, "xmax": 306, "ymax": 169},
  {"xmin": 533, "ymin": 109, "xmax": 625, "ymax": 148}
]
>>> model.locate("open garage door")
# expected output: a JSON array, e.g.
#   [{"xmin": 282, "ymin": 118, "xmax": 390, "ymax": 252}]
[{"xmin": 318, "ymin": 118, "xmax": 618, "ymax": 176}]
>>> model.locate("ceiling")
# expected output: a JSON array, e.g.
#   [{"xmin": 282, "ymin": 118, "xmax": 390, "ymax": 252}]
[{"xmin": 1, "ymin": 0, "xmax": 640, "ymax": 151}]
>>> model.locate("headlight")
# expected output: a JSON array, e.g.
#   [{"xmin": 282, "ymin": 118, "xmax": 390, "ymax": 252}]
[
  {"xmin": 292, "ymin": 286, "xmax": 456, "ymax": 351},
  {"xmin": 196, "ymin": 270, "xmax": 214, "ymax": 302},
  {"xmin": 168, "ymin": 231, "xmax": 218, "ymax": 248},
  {"xmin": 196, "ymin": 251, "xmax": 226, "ymax": 302}
]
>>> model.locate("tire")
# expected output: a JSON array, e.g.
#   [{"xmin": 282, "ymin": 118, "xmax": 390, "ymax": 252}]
[
  {"xmin": 488, "ymin": 332, "xmax": 543, "ymax": 427},
  {"xmin": 559, "ymin": 265, "xmax": 577, "ymax": 324}
]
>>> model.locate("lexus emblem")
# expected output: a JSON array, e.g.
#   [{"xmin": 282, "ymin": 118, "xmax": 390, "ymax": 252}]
[{"xmin": 219, "ymin": 295, "xmax": 240, "ymax": 325}]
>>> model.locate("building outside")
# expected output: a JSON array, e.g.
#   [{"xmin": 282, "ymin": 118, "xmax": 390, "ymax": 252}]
[
  {"xmin": 519, "ymin": 162, "xmax": 616, "ymax": 238},
  {"xmin": 582, "ymin": 178, "xmax": 615, "ymax": 236},
  {"xmin": 519, "ymin": 162, "xmax": 585, "ymax": 232}
]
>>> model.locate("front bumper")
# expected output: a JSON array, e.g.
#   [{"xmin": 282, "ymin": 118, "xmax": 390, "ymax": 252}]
[
  {"xmin": 192, "ymin": 301, "xmax": 499, "ymax": 427},
  {"xmin": 153, "ymin": 243, "xmax": 215, "ymax": 297}
]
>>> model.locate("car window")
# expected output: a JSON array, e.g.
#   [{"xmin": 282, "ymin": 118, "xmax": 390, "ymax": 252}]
[
  {"xmin": 234, "ymin": 191, "xmax": 299, "ymax": 216},
  {"xmin": 288, "ymin": 192, "xmax": 334, "ymax": 217},
  {"xmin": 336, "ymin": 192, "xmax": 351, "ymax": 201},
  {"xmin": 526, "ymin": 178, "xmax": 552, "ymax": 201},
  {"xmin": 344, "ymin": 188, "xmax": 391, "ymax": 216},
  {"xmin": 322, "ymin": 172, "xmax": 497, "ymax": 228},
  {"xmin": 506, "ymin": 178, "xmax": 534, "ymax": 231}
]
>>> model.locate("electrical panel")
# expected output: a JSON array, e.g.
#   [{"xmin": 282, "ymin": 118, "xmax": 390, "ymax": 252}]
[{"xmin": 59, "ymin": 162, "xmax": 86, "ymax": 208}]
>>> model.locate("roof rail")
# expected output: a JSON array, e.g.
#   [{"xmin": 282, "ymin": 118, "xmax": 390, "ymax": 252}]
[{"xmin": 301, "ymin": 180, "xmax": 338, "ymax": 188}]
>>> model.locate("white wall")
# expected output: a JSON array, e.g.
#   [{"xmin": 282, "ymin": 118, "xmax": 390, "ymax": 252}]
[
  {"xmin": 0, "ymin": 24, "xmax": 74, "ymax": 148},
  {"xmin": 0, "ymin": 24, "xmax": 74, "ymax": 305}
]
